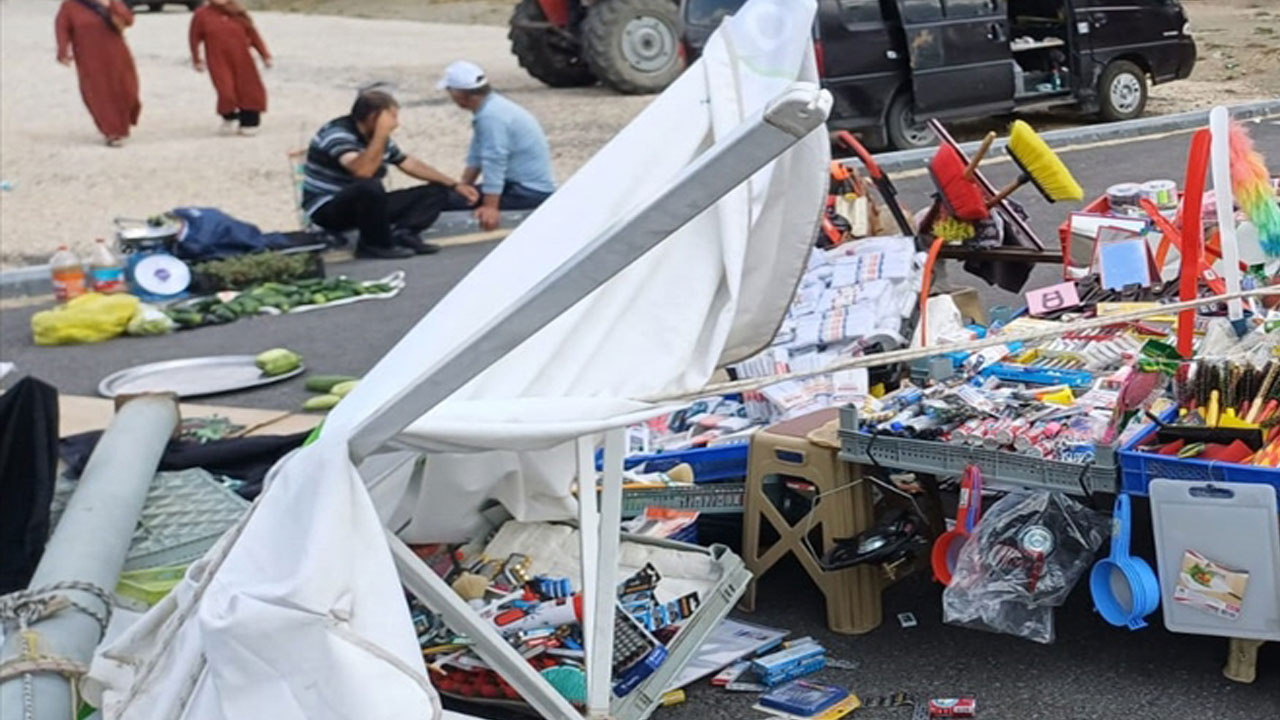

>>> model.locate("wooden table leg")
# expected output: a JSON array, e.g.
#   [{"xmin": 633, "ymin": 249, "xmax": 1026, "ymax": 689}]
[{"xmin": 1223, "ymin": 637, "xmax": 1264, "ymax": 683}]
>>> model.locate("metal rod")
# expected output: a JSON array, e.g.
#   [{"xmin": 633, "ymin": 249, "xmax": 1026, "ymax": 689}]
[
  {"xmin": 645, "ymin": 285, "xmax": 1280, "ymax": 403},
  {"xmin": 575, "ymin": 438, "xmax": 605, "ymax": 715},
  {"xmin": 1, "ymin": 394, "xmax": 179, "ymax": 720},
  {"xmin": 348, "ymin": 84, "xmax": 831, "ymax": 461}
]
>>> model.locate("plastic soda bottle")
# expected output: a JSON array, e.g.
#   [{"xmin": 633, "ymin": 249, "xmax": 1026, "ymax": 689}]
[
  {"xmin": 89, "ymin": 238, "xmax": 125, "ymax": 293},
  {"xmin": 50, "ymin": 244, "xmax": 87, "ymax": 302}
]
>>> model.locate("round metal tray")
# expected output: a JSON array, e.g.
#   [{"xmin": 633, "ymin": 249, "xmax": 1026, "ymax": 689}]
[{"xmin": 98, "ymin": 355, "xmax": 304, "ymax": 398}]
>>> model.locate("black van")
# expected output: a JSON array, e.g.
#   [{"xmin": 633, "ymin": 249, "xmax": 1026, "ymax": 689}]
[{"xmin": 681, "ymin": 0, "xmax": 1197, "ymax": 149}]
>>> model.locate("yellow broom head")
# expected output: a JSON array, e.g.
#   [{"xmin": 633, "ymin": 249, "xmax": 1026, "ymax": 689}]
[{"xmin": 1006, "ymin": 120, "xmax": 1084, "ymax": 202}]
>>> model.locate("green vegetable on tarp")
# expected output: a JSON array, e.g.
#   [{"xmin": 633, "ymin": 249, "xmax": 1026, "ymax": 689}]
[
  {"xmin": 303, "ymin": 394, "xmax": 341, "ymax": 412},
  {"xmin": 256, "ymin": 348, "xmax": 302, "ymax": 376},
  {"xmin": 330, "ymin": 380, "xmax": 358, "ymax": 397},
  {"xmin": 305, "ymin": 375, "xmax": 359, "ymax": 393}
]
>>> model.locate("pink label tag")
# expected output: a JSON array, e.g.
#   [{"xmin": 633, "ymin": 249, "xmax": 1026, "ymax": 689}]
[{"xmin": 1026, "ymin": 281, "xmax": 1081, "ymax": 317}]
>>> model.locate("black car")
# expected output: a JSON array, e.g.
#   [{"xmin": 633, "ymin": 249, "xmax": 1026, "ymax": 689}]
[{"xmin": 682, "ymin": 0, "xmax": 1197, "ymax": 149}]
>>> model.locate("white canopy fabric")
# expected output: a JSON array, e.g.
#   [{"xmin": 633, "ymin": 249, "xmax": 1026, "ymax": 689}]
[{"xmin": 85, "ymin": 1, "xmax": 827, "ymax": 717}]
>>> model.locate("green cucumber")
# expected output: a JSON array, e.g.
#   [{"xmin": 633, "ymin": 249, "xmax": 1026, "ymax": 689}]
[
  {"xmin": 304, "ymin": 375, "xmax": 359, "ymax": 393},
  {"xmin": 303, "ymin": 394, "xmax": 341, "ymax": 412}
]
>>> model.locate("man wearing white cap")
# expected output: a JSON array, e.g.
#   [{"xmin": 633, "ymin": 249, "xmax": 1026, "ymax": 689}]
[{"xmin": 439, "ymin": 60, "xmax": 556, "ymax": 231}]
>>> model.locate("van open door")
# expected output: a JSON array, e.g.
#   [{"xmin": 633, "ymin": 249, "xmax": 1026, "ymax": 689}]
[{"xmin": 894, "ymin": 0, "xmax": 1015, "ymax": 116}]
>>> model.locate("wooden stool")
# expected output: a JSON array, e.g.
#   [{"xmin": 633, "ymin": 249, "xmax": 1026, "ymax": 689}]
[{"xmin": 739, "ymin": 408, "xmax": 886, "ymax": 634}]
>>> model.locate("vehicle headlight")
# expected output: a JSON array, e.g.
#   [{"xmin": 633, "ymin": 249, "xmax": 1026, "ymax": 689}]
[{"xmin": 1183, "ymin": 22, "xmax": 1192, "ymax": 36}]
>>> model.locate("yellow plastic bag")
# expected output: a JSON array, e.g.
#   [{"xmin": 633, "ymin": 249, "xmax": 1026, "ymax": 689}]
[{"xmin": 31, "ymin": 293, "xmax": 141, "ymax": 346}]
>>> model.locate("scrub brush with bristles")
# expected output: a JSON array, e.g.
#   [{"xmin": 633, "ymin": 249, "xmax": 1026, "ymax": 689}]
[{"xmin": 987, "ymin": 120, "xmax": 1084, "ymax": 207}]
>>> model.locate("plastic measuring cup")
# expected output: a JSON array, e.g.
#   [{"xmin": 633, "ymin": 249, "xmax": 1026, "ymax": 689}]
[
  {"xmin": 1090, "ymin": 493, "xmax": 1160, "ymax": 630},
  {"xmin": 931, "ymin": 464, "xmax": 982, "ymax": 585}
]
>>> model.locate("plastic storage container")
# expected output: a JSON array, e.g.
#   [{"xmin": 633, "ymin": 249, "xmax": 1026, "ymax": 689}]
[
  {"xmin": 837, "ymin": 405, "xmax": 1118, "ymax": 495},
  {"xmin": 1118, "ymin": 423, "xmax": 1280, "ymax": 496},
  {"xmin": 599, "ymin": 443, "xmax": 751, "ymax": 483}
]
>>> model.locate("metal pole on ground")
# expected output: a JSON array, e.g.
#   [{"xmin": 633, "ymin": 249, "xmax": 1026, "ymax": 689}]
[{"xmin": 0, "ymin": 394, "xmax": 179, "ymax": 720}]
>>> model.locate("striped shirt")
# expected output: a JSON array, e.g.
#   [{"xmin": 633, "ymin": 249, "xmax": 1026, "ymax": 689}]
[{"xmin": 301, "ymin": 115, "xmax": 406, "ymax": 214}]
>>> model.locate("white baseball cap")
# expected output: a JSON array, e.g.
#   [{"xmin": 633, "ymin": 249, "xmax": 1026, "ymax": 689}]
[{"xmin": 437, "ymin": 60, "xmax": 488, "ymax": 91}]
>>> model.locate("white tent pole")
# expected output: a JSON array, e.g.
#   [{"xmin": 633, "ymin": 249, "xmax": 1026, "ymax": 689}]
[
  {"xmin": 347, "ymin": 83, "xmax": 832, "ymax": 462},
  {"xmin": 575, "ymin": 437, "xmax": 604, "ymax": 713},
  {"xmin": 588, "ymin": 429, "xmax": 626, "ymax": 716},
  {"xmin": 389, "ymin": 533, "xmax": 581, "ymax": 720}
]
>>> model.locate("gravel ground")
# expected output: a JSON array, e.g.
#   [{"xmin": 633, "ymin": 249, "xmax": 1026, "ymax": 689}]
[
  {"xmin": 4, "ymin": 0, "xmax": 1276, "ymax": 267},
  {"xmin": 0, "ymin": 0, "xmax": 648, "ymax": 265}
]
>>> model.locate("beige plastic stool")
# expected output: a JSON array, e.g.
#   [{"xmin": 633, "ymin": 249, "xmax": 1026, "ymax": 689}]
[{"xmin": 739, "ymin": 408, "xmax": 886, "ymax": 634}]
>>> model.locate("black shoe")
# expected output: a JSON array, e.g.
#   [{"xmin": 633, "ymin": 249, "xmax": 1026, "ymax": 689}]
[
  {"xmin": 393, "ymin": 229, "xmax": 440, "ymax": 255},
  {"xmin": 355, "ymin": 244, "xmax": 414, "ymax": 260}
]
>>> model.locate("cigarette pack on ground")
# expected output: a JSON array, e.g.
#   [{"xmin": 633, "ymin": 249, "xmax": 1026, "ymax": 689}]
[{"xmin": 1173, "ymin": 549, "xmax": 1249, "ymax": 620}]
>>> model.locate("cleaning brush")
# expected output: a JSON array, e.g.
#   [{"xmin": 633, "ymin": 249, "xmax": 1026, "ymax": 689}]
[
  {"xmin": 928, "ymin": 132, "xmax": 994, "ymax": 221},
  {"xmin": 988, "ymin": 120, "xmax": 1084, "ymax": 207},
  {"xmin": 1228, "ymin": 119, "xmax": 1280, "ymax": 256}
]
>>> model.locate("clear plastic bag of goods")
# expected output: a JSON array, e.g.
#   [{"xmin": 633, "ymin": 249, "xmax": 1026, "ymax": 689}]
[
  {"xmin": 942, "ymin": 490, "xmax": 1107, "ymax": 644},
  {"xmin": 125, "ymin": 302, "xmax": 176, "ymax": 337},
  {"xmin": 31, "ymin": 292, "xmax": 140, "ymax": 345}
]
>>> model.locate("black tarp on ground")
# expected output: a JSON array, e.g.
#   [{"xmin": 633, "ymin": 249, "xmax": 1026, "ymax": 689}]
[{"xmin": 0, "ymin": 377, "xmax": 59, "ymax": 593}]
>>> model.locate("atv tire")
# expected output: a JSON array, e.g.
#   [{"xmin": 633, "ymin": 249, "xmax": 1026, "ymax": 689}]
[
  {"xmin": 509, "ymin": 0, "xmax": 597, "ymax": 88},
  {"xmin": 582, "ymin": 0, "xmax": 684, "ymax": 95}
]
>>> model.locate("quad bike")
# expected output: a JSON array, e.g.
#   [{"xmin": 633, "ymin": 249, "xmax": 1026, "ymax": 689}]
[{"xmin": 508, "ymin": 0, "xmax": 685, "ymax": 94}]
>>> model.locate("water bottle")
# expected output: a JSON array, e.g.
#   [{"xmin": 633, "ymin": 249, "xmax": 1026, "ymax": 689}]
[
  {"xmin": 88, "ymin": 238, "xmax": 125, "ymax": 293},
  {"xmin": 50, "ymin": 245, "xmax": 86, "ymax": 302}
]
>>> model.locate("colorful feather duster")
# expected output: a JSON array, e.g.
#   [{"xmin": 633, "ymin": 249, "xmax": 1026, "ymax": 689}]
[{"xmin": 1228, "ymin": 120, "xmax": 1280, "ymax": 257}]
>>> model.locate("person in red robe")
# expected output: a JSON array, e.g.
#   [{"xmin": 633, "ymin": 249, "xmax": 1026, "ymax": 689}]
[
  {"xmin": 189, "ymin": 0, "xmax": 272, "ymax": 136},
  {"xmin": 55, "ymin": 0, "xmax": 141, "ymax": 147}
]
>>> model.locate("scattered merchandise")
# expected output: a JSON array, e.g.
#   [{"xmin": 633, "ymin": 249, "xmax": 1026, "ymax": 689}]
[
  {"xmin": 98, "ymin": 354, "xmax": 306, "ymax": 398},
  {"xmin": 673, "ymin": 619, "xmax": 787, "ymax": 688},
  {"xmin": 759, "ymin": 679, "xmax": 851, "ymax": 716},
  {"xmin": 943, "ymin": 491, "xmax": 1107, "ymax": 644},
  {"xmin": 896, "ymin": 612, "xmax": 918, "ymax": 629},
  {"xmin": 1149, "ymin": 479, "xmax": 1280, "ymax": 641},
  {"xmin": 928, "ymin": 696, "xmax": 978, "ymax": 718},
  {"xmin": 1089, "ymin": 493, "xmax": 1159, "ymax": 630},
  {"xmin": 1173, "ymin": 549, "xmax": 1249, "ymax": 621},
  {"xmin": 932, "ymin": 464, "xmax": 982, "ymax": 586},
  {"xmin": 623, "ymin": 507, "xmax": 700, "ymax": 543}
]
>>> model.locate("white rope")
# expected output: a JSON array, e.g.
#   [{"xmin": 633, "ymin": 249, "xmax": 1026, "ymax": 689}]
[{"xmin": 642, "ymin": 285, "xmax": 1280, "ymax": 404}]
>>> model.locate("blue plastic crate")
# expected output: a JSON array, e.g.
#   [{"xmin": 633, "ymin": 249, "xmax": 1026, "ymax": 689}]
[
  {"xmin": 597, "ymin": 443, "xmax": 751, "ymax": 483},
  {"xmin": 1118, "ymin": 423, "xmax": 1280, "ymax": 496}
]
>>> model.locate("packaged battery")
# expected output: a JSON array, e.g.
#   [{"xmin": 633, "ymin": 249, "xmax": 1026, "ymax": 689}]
[
  {"xmin": 760, "ymin": 680, "xmax": 850, "ymax": 716},
  {"xmin": 751, "ymin": 641, "xmax": 825, "ymax": 678},
  {"xmin": 757, "ymin": 654, "xmax": 826, "ymax": 687}
]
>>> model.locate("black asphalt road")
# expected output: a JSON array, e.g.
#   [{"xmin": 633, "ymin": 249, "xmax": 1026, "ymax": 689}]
[{"xmin": 3, "ymin": 122, "xmax": 1279, "ymax": 719}]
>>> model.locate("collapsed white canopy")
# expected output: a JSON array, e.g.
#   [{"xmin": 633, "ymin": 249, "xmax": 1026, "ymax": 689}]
[{"xmin": 86, "ymin": 1, "xmax": 828, "ymax": 717}]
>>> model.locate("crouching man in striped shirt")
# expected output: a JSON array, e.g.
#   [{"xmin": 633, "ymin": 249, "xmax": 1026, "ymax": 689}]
[{"xmin": 301, "ymin": 90, "xmax": 479, "ymax": 259}]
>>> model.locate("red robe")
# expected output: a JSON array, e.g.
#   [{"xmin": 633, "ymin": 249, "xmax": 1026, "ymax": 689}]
[
  {"xmin": 55, "ymin": 0, "xmax": 141, "ymax": 139},
  {"xmin": 189, "ymin": 5, "xmax": 270, "ymax": 115}
]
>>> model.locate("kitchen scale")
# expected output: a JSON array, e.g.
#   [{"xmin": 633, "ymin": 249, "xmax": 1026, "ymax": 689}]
[{"xmin": 115, "ymin": 216, "xmax": 191, "ymax": 302}]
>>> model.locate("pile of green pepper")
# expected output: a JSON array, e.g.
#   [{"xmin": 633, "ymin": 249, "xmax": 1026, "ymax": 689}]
[{"xmin": 166, "ymin": 277, "xmax": 395, "ymax": 329}]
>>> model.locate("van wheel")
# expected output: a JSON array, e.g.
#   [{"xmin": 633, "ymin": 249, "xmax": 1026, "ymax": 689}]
[
  {"xmin": 1099, "ymin": 60, "xmax": 1147, "ymax": 121},
  {"xmin": 885, "ymin": 94, "xmax": 935, "ymax": 150}
]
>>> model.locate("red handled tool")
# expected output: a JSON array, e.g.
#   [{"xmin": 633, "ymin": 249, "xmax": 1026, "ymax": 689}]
[
  {"xmin": 835, "ymin": 131, "xmax": 914, "ymax": 236},
  {"xmin": 931, "ymin": 464, "xmax": 983, "ymax": 585}
]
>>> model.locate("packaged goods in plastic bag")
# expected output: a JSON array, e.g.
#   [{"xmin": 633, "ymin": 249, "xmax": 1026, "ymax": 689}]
[
  {"xmin": 942, "ymin": 490, "xmax": 1107, "ymax": 644},
  {"xmin": 31, "ymin": 292, "xmax": 140, "ymax": 346},
  {"xmin": 125, "ymin": 303, "xmax": 176, "ymax": 337}
]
